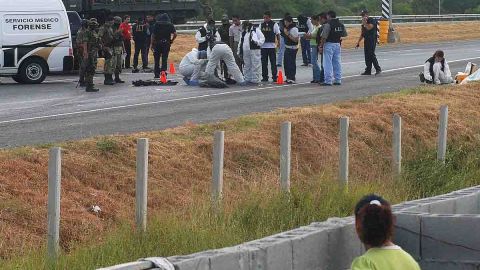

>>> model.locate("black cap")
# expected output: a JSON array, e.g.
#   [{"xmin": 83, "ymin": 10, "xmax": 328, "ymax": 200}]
[{"xmin": 361, "ymin": 9, "xmax": 369, "ymax": 16}]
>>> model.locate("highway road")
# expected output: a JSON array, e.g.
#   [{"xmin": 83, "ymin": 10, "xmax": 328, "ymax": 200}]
[{"xmin": 0, "ymin": 40, "xmax": 479, "ymax": 148}]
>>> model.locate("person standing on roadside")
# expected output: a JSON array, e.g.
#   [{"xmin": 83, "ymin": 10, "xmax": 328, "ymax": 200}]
[
  {"xmin": 260, "ymin": 11, "xmax": 281, "ymax": 83},
  {"xmin": 112, "ymin": 16, "xmax": 126, "ymax": 83},
  {"xmin": 144, "ymin": 15, "xmax": 156, "ymax": 69},
  {"xmin": 305, "ymin": 14, "xmax": 321, "ymax": 83},
  {"xmin": 282, "ymin": 15, "xmax": 299, "ymax": 84},
  {"xmin": 277, "ymin": 13, "xmax": 290, "ymax": 67},
  {"xmin": 356, "ymin": 10, "xmax": 382, "ymax": 76},
  {"xmin": 76, "ymin": 19, "xmax": 88, "ymax": 87},
  {"xmin": 98, "ymin": 17, "xmax": 116, "ymax": 85},
  {"xmin": 81, "ymin": 19, "xmax": 101, "ymax": 92},
  {"xmin": 229, "ymin": 15, "xmax": 243, "ymax": 71},
  {"xmin": 132, "ymin": 17, "xmax": 148, "ymax": 73},
  {"xmin": 151, "ymin": 13, "xmax": 177, "ymax": 79},
  {"xmin": 297, "ymin": 14, "xmax": 311, "ymax": 66},
  {"xmin": 239, "ymin": 20, "xmax": 265, "ymax": 84},
  {"xmin": 218, "ymin": 15, "xmax": 232, "ymax": 81},
  {"xmin": 120, "ymin": 15, "xmax": 132, "ymax": 69},
  {"xmin": 319, "ymin": 11, "xmax": 347, "ymax": 86}
]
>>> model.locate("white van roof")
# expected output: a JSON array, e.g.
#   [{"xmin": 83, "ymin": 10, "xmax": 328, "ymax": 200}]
[{"xmin": 2, "ymin": 0, "xmax": 66, "ymax": 12}]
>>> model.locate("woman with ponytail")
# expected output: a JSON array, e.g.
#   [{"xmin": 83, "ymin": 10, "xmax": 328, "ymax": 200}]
[{"xmin": 351, "ymin": 194, "xmax": 421, "ymax": 270}]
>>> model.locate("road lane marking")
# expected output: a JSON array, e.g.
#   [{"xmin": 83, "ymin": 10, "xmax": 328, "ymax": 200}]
[{"xmin": 1, "ymin": 56, "xmax": 479, "ymax": 125}]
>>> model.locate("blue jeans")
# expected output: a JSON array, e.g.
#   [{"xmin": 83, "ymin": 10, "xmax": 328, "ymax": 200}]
[
  {"xmin": 284, "ymin": 48, "xmax": 297, "ymax": 81},
  {"xmin": 301, "ymin": 37, "xmax": 311, "ymax": 64},
  {"xmin": 311, "ymin": 46, "xmax": 321, "ymax": 82},
  {"xmin": 277, "ymin": 37, "xmax": 285, "ymax": 66},
  {"xmin": 323, "ymin": 42, "xmax": 342, "ymax": 85}
]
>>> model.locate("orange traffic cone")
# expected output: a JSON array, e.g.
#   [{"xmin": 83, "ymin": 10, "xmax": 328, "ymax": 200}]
[
  {"xmin": 276, "ymin": 70, "xmax": 284, "ymax": 85},
  {"xmin": 160, "ymin": 71, "xmax": 167, "ymax": 84},
  {"xmin": 169, "ymin": 63, "xmax": 176, "ymax": 74}
]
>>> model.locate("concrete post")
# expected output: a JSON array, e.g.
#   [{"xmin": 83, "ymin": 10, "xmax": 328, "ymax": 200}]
[
  {"xmin": 280, "ymin": 122, "xmax": 291, "ymax": 192},
  {"xmin": 437, "ymin": 105, "xmax": 449, "ymax": 164},
  {"xmin": 136, "ymin": 138, "xmax": 149, "ymax": 232},
  {"xmin": 392, "ymin": 114, "xmax": 402, "ymax": 176},
  {"xmin": 212, "ymin": 131, "xmax": 224, "ymax": 204},
  {"xmin": 339, "ymin": 117, "xmax": 349, "ymax": 185},
  {"xmin": 47, "ymin": 147, "xmax": 61, "ymax": 260}
]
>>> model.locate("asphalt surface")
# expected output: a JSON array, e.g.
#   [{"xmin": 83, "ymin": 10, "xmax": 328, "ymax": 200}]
[{"xmin": 0, "ymin": 40, "xmax": 479, "ymax": 148}]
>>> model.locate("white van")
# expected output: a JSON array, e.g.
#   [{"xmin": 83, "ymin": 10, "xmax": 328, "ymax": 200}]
[{"xmin": 0, "ymin": 0, "xmax": 74, "ymax": 84}]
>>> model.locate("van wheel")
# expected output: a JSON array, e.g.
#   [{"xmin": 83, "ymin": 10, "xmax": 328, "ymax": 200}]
[
  {"xmin": 12, "ymin": 75, "xmax": 24, "ymax": 83},
  {"xmin": 18, "ymin": 58, "xmax": 48, "ymax": 84}
]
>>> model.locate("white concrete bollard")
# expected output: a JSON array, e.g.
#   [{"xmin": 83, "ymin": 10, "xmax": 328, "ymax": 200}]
[
  {"xmin": 393, "ymin": 114, "xmax": 402, "ymax": 176},
  {"xmin": 47, "ymin": 147, "xmax": 61, "ymax": 260},
  {"xmin": 280, "ymin": 122, "xmax": 292, "ymax": 192},
  {"xmin": 437, "ymin": 105, "xmax": 449, "ymax": 164},
  {"xmin": 339, "ymin": 117, "xmax": 349, "ymax": 185},
  {"xmin": 136, "ymin": 138, "xmax": 149, "ymax": 232},
  {"xmin": 212, "ymin": 131, "xmax": 224, "ymax": 204}
]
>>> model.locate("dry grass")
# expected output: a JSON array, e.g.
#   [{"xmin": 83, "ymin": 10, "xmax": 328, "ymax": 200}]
[{"xmin": 1, "ymin": 83, "xmax": 480, "ymax": 261}]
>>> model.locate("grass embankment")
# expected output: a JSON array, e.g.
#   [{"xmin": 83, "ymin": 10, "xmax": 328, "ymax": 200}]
[{"xmin": 2, "ymin": 83, "xmax": 480, "ymax": 269}]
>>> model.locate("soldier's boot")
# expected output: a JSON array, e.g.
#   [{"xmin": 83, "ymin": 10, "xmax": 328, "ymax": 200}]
[
  {"xmin": 104, "ymin": 74, "xmax": 115, "ymax": 85},
  {"xmin": 114, "ymin": 73, "xmax": 125, "ymax": 83},
  {"xmin": 79, "ymin": 75, "xmax": 86, "ymax": 87},
  {"xmin": 86, "ymin": 84, "xmax": 99, "ymax": 92}
]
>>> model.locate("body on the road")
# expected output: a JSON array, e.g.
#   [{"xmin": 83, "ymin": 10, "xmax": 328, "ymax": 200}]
[
  {"xmin": 320, "ymin": 11, "xmax": 348, "ymax": 86},
  {"xmin": 357, "ymin": 10, "xmax": 382, "ymax": 76}
]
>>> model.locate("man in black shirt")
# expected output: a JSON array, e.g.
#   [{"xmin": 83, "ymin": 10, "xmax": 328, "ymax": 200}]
[
  {"xmin": 356, "ymin": 9, "xmax": 382, "ymax": 75},
  {"xmin": 151, "ymin": 13, "xmax": 177, "ymax": 78},
  {"xmin": 132, "ymin": 18, "xmax": 148, "ymax": 73}
]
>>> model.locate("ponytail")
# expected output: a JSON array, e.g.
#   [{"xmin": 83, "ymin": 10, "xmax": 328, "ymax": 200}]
[{"xmin": 355, "ymin": 195, "xmax": 394, "ymax": 248}]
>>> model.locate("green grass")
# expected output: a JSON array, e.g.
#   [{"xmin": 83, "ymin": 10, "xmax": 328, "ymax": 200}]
[
  {"xmin": 96, "ymin": 138, "xmax": 120, "ymax": 155},
  {"xmin": 4, "ymin": 140, "xmax": 480, "ymax": 269}
]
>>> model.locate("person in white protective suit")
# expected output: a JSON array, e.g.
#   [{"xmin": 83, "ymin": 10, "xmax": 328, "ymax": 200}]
[
  {"xmin": 179, "ymin": 48, "xmax": 199, "ymax": 81},
  {"xmin": 239, "ymin": 21, "xmax": 265, "ymax": 84},
  {"xmin": 204, "ymin": 41, "xmax": 246, "ymax": 86},
  {"xmin": 420, "ymin": 50, "xmax": 453, "ymax": 85}
]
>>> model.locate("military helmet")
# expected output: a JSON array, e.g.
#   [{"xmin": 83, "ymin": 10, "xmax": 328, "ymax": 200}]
[
  {"xmin": 113, "ymin": 16, "xmax": 122, "ymax": 24},
  {"xmin": 88, "ymin": 18, "xmax": 99, "ymax": 27}
]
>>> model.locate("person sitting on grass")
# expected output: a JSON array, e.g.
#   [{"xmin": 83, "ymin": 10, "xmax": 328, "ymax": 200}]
[
  {"xmin": 351, "ymin": 194, "xmax": 421, "ymax": 270},
  {"xmin": 420, "ymin": 50, "xmax": 453, "ymax": 85}
]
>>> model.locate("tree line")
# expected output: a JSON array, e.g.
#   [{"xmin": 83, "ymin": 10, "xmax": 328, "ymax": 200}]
[{"xmin": 209, "ymin": 0, "xmax": 480, "ymax": 19}]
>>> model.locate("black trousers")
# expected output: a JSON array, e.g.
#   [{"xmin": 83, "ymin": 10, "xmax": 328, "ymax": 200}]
[
  {"xmin": 133, "ymin": 42, "xmax": 148, "ymax": 69},
  {"xmin": 261, "ymin": 48, "xmax": 278, "ymax": 81},
  {"xmin": 364, "ymin": 38, "xmax": 381, "ymax": 73},
  {"xmin": 124, "ymin": 39, "xmax": 132, "ymax": 68},
  {"xmin": 153, "ymin": 42, "xmax": 171, "ymax": 77}
]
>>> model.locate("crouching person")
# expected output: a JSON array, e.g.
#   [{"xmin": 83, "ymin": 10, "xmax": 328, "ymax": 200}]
[
  {"xmin": 420, "ymin": 50, "xmax": 453, "ymax": 85},
  {"xmin": 204, "ymin": 42, "xmax": 245, "ymax": 86},
  {"xmin": 179, "ymin": 48, "xmax": 200, "ymax": 84},
  {"xmin": 239, "ymin": 21, "xmax": 265, "ymax": 84},
  {"xmin": 351, "ymin": 195, "xmax": 421, "ymax": 270}
]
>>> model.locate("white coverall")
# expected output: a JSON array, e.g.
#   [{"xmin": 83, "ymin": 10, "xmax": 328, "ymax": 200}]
[
  {"xmin": 239, "ymin": 26, "xmax": 265, "ymax": 83},
  {"xmin": 423, "ymin": 61, "xmax": 453, "ymax": 85},
  {"xmin": 179, "ymin": 48, "xmax": 199, "ymax": 80},
  {"xmin": 205, "ymin": 43, "xmax": 245, "ymax": 84}
]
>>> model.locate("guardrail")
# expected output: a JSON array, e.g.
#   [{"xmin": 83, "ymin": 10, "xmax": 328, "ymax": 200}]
[{"xmin": 175, "ymin": 14, "xmax": 480, "ymax": 33}]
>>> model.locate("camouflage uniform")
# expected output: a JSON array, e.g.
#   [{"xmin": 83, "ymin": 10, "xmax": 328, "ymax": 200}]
[
  {"xmin": 111, "ymin": 16, "xmax": 125, "ymax": 83},
  {"xmin": 83, "ymin": 19, "xmax": 100, "ymax": 92},
  {"xmin": 98, "ymin": 19, "xmax": 116, "ymax": 85},
  {"xmin": 76, "ymin": 20, "xmax": 88, "ymax": 86}
]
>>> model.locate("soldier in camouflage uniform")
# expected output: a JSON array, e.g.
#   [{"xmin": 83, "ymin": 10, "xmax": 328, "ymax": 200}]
[
  {"xmin": 98, "ymin": 17, "xmax": 123, "ymax": 85},
  {"xmin": 112, "ymin": 16, "xmax": 125, "ymax": 83},
  {"xmin": 76, "ymin": 19, "xmax": 88, "ymax": 87},
  {"xmin": 81, "ymin": 18, "xmax": 100, "ymax": 92}
]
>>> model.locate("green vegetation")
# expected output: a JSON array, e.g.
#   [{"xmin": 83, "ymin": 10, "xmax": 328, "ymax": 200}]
[
  {"xmin": 211, "ymin": 0, "xmax": 480, "ymax": 19},
  {"xmin": 4, "ymin": 140, "xmax": 480, "ymax": 269},
  {"xmin": 96, "ymin": 137, "xmax": 120, "ymax": 154}
]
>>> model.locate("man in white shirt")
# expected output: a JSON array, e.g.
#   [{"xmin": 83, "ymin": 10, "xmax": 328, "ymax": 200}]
[
  {"xmin": 261, "ymin": 11, "xmax": 281, "ymax": 82},
  {"xmin": 195, "ymin": 19, "xmax": 221, "ymax": 59},
  {"xmin": 239, "ymin": 21, "xmax": 265, "ymax": 84},
  {"xmin": 229, "ymin": 15, "xmax": 243, "ymax": 71}
]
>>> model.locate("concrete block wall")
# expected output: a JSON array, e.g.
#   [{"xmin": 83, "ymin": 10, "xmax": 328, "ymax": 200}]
[
  {"xmin": 100, "ymin": 185, "xmax": 480, "ymax": 270},
  {"xmin": 394, "ymin": 185, "xmax": 480, "ymax": 270}
]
